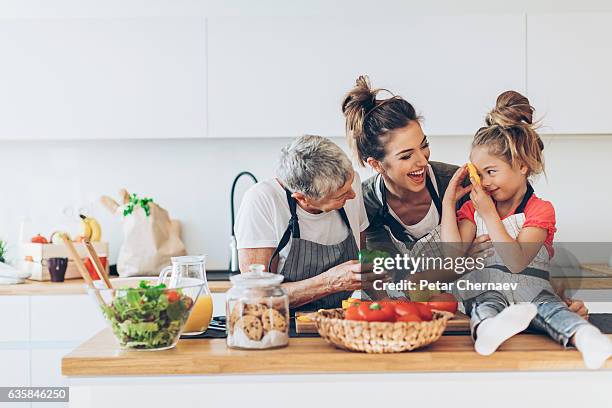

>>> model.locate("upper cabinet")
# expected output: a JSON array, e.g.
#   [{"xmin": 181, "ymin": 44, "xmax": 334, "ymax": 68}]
[
  {"xmin": 528, "ymin": 13, "xmax": 612, "ymax": 134},
  {"xmin": 208, "ymin": 15, "xmax": 526, "ymax": 138},
  {"xmin": 0, "ymin": 17, "xmax": 206, "ymax": 140}
]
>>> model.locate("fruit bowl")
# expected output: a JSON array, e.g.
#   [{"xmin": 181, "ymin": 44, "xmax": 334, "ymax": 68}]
[
  {"xmin": 89, "ymin": 277, "xmax": 204, "ymax": 351},
  {"xmin": 315, "ymin": 308, "xmax": 453, "ymax": 353}
]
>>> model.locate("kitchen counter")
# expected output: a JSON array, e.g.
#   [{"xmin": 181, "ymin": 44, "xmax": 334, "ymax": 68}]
[
  {"xmin": 0, "ymin": 272, "xmax": 234, "ymax": 296},
  {"xmin": 3, "ymin": 274, "xmax": 611, "ymax": 296},
  {"xmin": 62, "ymin": 329, "xmax": 612, "ymax": 377}
]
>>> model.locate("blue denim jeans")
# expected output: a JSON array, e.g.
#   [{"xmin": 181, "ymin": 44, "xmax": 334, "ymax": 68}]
[{"xmin": 465, "ymin": 290, "xmax": 589, "ymax": 346}]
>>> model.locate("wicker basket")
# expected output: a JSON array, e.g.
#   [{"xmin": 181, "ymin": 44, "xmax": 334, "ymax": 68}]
[{"xmin": 315, "ymin": 308, "xmax": 454, "ymax": 353}]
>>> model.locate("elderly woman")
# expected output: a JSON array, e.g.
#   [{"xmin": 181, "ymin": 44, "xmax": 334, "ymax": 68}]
[{"xmin": 234, "ymin": 135, "xmax": 371, "ymax": 311}]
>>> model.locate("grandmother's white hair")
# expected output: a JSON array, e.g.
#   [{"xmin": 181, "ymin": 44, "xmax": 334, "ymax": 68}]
[{"xmin": 277, "ymin": 135, "xmax": 354, "ymax": 200}]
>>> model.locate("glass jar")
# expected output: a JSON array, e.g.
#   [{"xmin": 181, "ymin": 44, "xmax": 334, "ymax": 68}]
[
  {"xmin": 226, "ymin": 264, "xmax": 289, "ymax": 349},
  {"xmin": 159, "ymin": 255, "xmax": 212, "ymax": 336}
]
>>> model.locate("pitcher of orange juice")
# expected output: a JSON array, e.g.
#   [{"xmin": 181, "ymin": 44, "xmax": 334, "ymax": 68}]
[{"xmin": 159, "ymin": 255, "xmax": 213, "ymax": 335}]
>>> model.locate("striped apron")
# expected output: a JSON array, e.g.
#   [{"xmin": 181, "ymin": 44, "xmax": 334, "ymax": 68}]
[
  {"xmin": 268, "ymin": 188, "xmax": 359, "ymax": 312},
  {"xmin": 379, "ymin": 173, "xmax": 446, "ymax": 271}
]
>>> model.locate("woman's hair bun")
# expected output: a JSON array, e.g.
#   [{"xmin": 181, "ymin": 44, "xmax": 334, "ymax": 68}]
[
  {"xmin": 486, "ymin": 90, "xmax": 534, "ymax": 128},
  {"xmin": 342, "ymin": 75, "xmax": 377, "ymax": 121}
]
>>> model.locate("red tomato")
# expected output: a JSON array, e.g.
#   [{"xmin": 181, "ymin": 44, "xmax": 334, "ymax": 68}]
[
  {"xmin": 345, "ymin": 304, "xmax": 365, "ymax": 321},
  {"xmin": 166, "ymin": 290, "xmax": 180, "ymax": 303},
  {"xmin": 415, "ymin": 302, "xmax": 433, "ymax": 321},
  {"xmin": 427, "ymin": 301, "xmax": 458, "ymax": 314},
  {"xmin": 31, "ymin": 234, "xmax": 49, "ymax": 244},
  {"xmin": 392, "ymin": 301, "xmax": 420, "ymax": 317},
  {"xmin": 358, "ymin": 302, "xmax": 396, "ymax": 322},
  {"xmin": 397, "ymin": 314, "xmax": 422, "ymax": 323}
]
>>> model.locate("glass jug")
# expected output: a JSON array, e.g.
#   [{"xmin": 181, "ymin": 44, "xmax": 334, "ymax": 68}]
[{"xmin": 159, "ymin": 255, "xmax": 212, "ymax": 335}]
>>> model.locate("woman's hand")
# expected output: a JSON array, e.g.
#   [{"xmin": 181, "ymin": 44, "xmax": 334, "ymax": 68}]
[
  {"xmin": 443, "ymin": 165, "xmax": 473, "ymax": 206},
  {"xmin": 565, "ymin": 297, "xmax": 589, "ymax": 319},
  {"xmin": 322, "ymin": 259, "xmax": 391, "ymax": 292},
  {"xmin": 469, "ymin": 181, "xmax": 497, "ymax": 220},
  {"xmin": 467, "ymin": 234, "xmax": 493, "ymax": 258}
]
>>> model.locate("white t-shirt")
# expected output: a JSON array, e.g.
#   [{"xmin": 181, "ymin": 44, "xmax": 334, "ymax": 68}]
[
  {"xmin": 375, "ymin": 164, "xmax": 440, "ymax": 240},
  {"xmin": 235, "ymin": 173, "xmax": 370, "ymax": 272}
]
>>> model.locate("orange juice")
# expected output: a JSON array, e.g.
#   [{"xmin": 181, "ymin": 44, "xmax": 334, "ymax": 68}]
[{"xmin": 183, "ymin": 294, "xmax": 213, "ymax": 334}]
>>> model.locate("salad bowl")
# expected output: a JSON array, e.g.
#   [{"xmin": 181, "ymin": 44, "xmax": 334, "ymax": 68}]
[{"xmin": 89, "ymin": 277, "xmax": 205, "ymax": 351}]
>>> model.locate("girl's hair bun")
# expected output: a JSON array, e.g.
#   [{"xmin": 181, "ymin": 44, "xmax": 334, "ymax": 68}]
[{"xmin": 486, "ymin": 90, "xmax": 534, "ymax": 128}]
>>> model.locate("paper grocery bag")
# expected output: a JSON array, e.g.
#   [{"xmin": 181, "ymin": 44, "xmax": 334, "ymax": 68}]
[{"xmin": 102, "ymin": 192, "xmax": 187, "ymax": 277}]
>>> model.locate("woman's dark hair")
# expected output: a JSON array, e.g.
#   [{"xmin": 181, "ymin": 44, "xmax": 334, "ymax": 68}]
[
  {"xmin": 342, "ymin": 75, "xmax": 420, "ymax": 166},
  {"xmin": 473, "ymin": 90, "xmax": 545, "ymax": 177}
]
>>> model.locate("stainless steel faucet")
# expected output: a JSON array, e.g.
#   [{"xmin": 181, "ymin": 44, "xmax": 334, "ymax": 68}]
[{"xmin": 229, "ymin": 171, "xmax": 258, "ymax": 273}]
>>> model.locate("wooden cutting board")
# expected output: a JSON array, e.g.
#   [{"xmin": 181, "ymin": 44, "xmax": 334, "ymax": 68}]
[{"xmin": 295, "ymin": 311, "xmax": 470, "ymax": 334}]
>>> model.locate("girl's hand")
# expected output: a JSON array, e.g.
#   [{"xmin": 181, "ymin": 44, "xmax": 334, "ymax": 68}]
[
  {"xmin": 469, "ymin": 181, "xmax": 497, "ymax": 219},
  {"xmin": 443, "ymin": 165, "xmax": 473, "ymax": 206}
]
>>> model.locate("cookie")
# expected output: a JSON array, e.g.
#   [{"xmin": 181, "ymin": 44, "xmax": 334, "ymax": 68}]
[
  {"xmin": 261, "ymin": 308, "xmax": 288, "ymax": 333},
  {"xmin": 235, "ymin": 315, "xmax": 263, "ymax": 341},
  {"xmin": 242, "ymin": 303, "xmax": 268, "ymax": 317},
  {"xmin": 229, "ymin": 304, "xmax": 243, "ymax": 333}
]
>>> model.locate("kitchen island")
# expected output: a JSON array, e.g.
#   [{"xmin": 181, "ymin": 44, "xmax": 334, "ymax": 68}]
[{"xmin": 61, "ymin": 329, "xmax": 612, "ymax": 408}]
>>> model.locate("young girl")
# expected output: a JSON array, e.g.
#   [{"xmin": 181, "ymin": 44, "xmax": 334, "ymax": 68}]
[{"xmin": 441, "ymin": 90, "xmax": 611, "ymax": 369}]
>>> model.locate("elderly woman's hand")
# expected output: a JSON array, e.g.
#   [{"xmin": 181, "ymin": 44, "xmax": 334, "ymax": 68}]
[{"xmin": 323, "ymin": 260, "xmax": 391, "ymax": 292}]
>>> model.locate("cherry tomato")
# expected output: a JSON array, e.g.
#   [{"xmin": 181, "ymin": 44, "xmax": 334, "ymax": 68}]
[
  {"xmin": 415, "ymin": 302, "xmax": 433, "ymax": 321},
  {"xmin": 426, "ymin": 293, "xmax": 459, "ymax": 314},
  {"xmin": 427, "ymin": 301, "xmax": 458, "ymax": 314},
  {"xmin": 358, "ymin": 302, "xmax": 396, "ymax": 322},
  {"xmin": 345, "ymin": 304, "xmax": 365, "ymax": 321},
  {"xmin": 392, "ymin": 301, "xmax": 420, "ymax": 317},
  {"xmin": 166, "ymin": 290, "xmax": 180, "ymax": 303},
  {"xmin": 397, "ymin": 314, "xmax": 422, "ymax": 323}
]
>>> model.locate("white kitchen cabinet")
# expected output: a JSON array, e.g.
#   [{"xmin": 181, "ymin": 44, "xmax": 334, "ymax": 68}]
[
  {"xmin": 30, "ymin": 296, "xmax": 106, "ymax": 343},
  {"xmin": 0, "ymin": 17, "xmax": 206, "ymax": 140},
  {"xmin": 208, "ymin": 15, "xmax": 525, "ymax": 138},
  {"xmin": 527, "ymin": 13, "xmax": 612, "ymax": 134},
  {"xmin": 0, "ymin": 297, "xmax": 29, "ymax": 342},
  {"xmin": 31, "ymin": 348, "xmax": 71, "ymax": 408},
  {"xmin": 31, "ymin": 348, "xmax": 71, "ymax": 387},
  {"xmin": 30, "ymin": 348, "xmax": 71, "ymax": 408},
  {"xmin": 0, "ymin": 350, "xmax": 29, "ymax": 386}
]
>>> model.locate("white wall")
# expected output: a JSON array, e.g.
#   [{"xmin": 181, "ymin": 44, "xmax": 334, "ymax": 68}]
[
  {"xmin": 1, "ymin": 0, "xmax": 612, "ymax": 269},
  {"xmin": 1, "ymin": 134, "xmax": 611, "ymax": 269}
]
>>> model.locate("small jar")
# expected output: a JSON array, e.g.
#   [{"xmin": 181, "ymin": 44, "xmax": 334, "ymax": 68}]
[{"xmin": 226, "ymin": 265, "xmax": 289, "ymax": 349}]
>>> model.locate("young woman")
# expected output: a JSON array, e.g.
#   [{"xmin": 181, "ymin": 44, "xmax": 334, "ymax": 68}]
[{"xmin": 341, "ymin": 75, "xmax": 588, "ymax": 316}]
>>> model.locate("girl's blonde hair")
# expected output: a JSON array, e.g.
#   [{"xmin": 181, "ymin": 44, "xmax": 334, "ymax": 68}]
[{"xmin": 473, "ymin": 90, "xmax": 544, "ymax": 177}]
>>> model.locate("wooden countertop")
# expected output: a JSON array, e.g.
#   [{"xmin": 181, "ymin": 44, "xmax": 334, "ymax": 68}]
[
  {"xmin": 3, "ymin": 276, "xmax": 611, "ymax": 296},
  {"xmin": 0, "ymin": 278, "xmax": 232, "ymax": 296},
  {"xmin": 62, "ymin": 329, "xmax": 612, "ymax": 377}
]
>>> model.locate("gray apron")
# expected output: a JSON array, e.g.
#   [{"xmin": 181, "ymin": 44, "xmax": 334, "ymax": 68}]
[{"xmin": 268, "ymin": 188, "xmax": 359, "ymax": 312}]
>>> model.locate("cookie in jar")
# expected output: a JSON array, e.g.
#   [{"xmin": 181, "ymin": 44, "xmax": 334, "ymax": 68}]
[{"xmin": 226, "ymin": 265, "xmax": 289, "ymax": 349}]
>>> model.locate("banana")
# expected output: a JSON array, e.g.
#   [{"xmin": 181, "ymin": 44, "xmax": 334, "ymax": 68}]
[
  {"xmin": 79, "ymin": 215, "xmax": 102, "ymax": 242},
  {"xmin": 88, "ymin": 217, "xmax": 102, "ymax": 242},
  {"xmin": 80, "ymin": 215, "xmax": 92, "ymax": 240}
]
